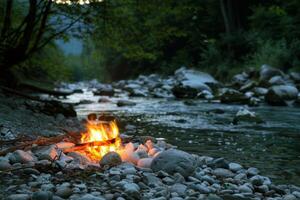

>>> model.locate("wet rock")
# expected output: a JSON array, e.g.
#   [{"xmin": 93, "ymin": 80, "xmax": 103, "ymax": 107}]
[
  {"xmin": 98, "ymin": 97, "xmax": 111, "ymax": 103},
  {"xmin": 265, "ymin": 85, "xmax": 298, "ymax": 106},
  {"xmin": 290, "ymin": 72, "xmax": 300, "ymax": 83},
  {"xmin": 197, "ymin": 90, "xmax": 214, "ymax": 100},
  {"xmin": 172, "ymin": 83, "xmax": 211, "ymax": 98},
  {"xmin": 151, "ymin": 149, "xmax": 197, "ymax": 177},
  {"xmin": 239, "ymin": 81, "xmax": 257, "ymax": 92},
  {"xmin": 99, "ymin": 152, "xmax": 122, "ymax": 167},
  {"xmin": 172, "ymin": 67, "xmax": 218, "ymax": 98},
  {"xmin": 7, "ymin": 194, "xmax": 30, "ymax": 200},
  {"xmin": 269, "ymin": 76, "xmax": 286, "ymax": 86},
  {"xmin": 32, "ymin": 191, "xmax": 53, "ymax": 200},
  {"xmin": 219, "ymin": 88, "xmax": 249, "ymax": 104},
  {"xmin": 233, "ymin": 108, "xmax": 263, "ymax": 124},
  {"xmin": 232, "ymin": 73, "xmax": 249, "ymax": 86},
  {"xmin": 229, "ymin": 163, "xmax": 243, "ymax": 172},
  {"xmin": 117, "ymin": 100, "xmax": 136, "ymax": 107},
  {"xmin": 137, "ymin": 158, "xmax": 153, "ymax": 168},
  {"xmin": 212, "ymin": 168, "xmax": 235, "ymax": 178},
  {"xmin": 78, "ymin": 99, "xmax": 94, "ymax": 104},
  {"xmin": 208, "ymin": 157, "xmax": 229, "ymax": 169},
  {"xmin": 10, "ymin": 150, "xmax": 35, "ymax": 164},
  {"xmin": 93, "ymin": 87, "xmax": 114, "ymax": 96},
  {"xmin": 252, "ymin": 87, "xmax": 268, "ymax": 97},
  {"xmin": 259, "ymin": 64, "xmax": 283, "ymax": 83}
]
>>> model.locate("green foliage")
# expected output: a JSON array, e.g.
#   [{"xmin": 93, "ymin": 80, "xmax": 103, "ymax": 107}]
[
  {"xmin": 19, "ymin": 44, "xmax": 72, "ymax": 81},
  {"xmin": 245, "ymin": 39, "xmax": 300, "ymax": 71}
]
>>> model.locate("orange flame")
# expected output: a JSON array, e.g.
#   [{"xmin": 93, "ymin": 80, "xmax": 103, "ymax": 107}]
[{"xmin": 80, "ymin": 120, "xmax": 122, "ymax": 161}]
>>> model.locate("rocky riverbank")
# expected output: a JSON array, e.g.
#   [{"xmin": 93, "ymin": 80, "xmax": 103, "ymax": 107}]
[
  {"xmin": 59, "ymin": 65, "xmax": 300, "ymax": 107},
  {"xmin": 1, "ymin": 138, "xmax": 300, "ymax": 200},
  {"xmin": 0, "ymin": 64, "xmax": 300, "ymax": 200}
]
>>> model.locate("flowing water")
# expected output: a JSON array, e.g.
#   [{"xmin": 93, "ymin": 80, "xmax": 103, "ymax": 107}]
[{"xmin": 64, "ymin": 91, "xmax": 300, "ymax": 185}]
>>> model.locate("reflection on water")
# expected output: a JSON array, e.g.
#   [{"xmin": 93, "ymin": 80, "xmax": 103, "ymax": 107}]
[{"xmin": 64, "ymin": 91, "xmax": 300, "ymax": 185}]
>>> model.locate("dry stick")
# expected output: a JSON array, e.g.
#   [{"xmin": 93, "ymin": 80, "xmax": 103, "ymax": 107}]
[{"xmin": 0, "ymin": 132, "xmax": 78, "ymax": 156}]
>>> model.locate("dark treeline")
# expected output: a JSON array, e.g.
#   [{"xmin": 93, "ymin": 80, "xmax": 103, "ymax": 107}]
[{"xmin": 0, "ymin": 0, "xmax": 300, "ymax": 84}]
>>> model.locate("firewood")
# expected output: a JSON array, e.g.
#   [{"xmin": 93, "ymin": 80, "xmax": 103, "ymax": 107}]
[
  {"xmin": 63, "ymin": 138, "xmax": 117, "ymax": 153},
  {"xmin": 0, "ymin": 131, "xmax": 80, "ymax": 156}
]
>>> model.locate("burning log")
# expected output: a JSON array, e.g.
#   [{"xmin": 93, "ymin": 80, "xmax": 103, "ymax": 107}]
[{"xmin": 63, "ymin": 138, "xmax": 117, "ymax": 153}]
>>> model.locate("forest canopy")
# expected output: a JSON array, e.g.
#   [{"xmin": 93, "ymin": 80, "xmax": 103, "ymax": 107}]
[{"xmin": 0, "ymin": 0, "xmax": 300, "ymax": 83}]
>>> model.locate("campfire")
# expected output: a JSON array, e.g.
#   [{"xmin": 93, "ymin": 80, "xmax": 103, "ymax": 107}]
[
  {"xmin": 79, "ymin": 119, "xmax": 122, "ymax": 161},
  {"xmin": 0, "ymin": 113, "xmax": 171, "ymax": 170}
]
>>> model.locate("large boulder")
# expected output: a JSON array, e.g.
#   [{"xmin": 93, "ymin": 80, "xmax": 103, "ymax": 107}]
[
  {"xmin": 151, "ymin": 149, "xmax": 198, "ymax": 177},
  {"xmin": 268, "ymin": 76, "xmax": 286, "ymax": 86},
  {"xmin": 172, "ymin": 67, "xmax": 218, "ymax": 98},
  {"xmin": 219, "ymin": 88, "xmax": 249, "ymax": 104},
  {"xmin": 265, "ymin": 85, "xmax": 299, "ymax": 106},
  {"xmin": 290, "ymin": 72, "xmax": 300, "ymax": 83},
  {"xmin": 259, "ymin": 64, "xmax": 283, "ymax": 83}
]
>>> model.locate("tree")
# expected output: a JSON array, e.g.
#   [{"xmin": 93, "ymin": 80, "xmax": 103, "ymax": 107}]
[{"xmin": 0, "ymin": 0, "xmax": 90, "ymax": 85}]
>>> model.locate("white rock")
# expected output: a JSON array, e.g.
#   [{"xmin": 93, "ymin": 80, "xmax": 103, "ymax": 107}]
[
  {"xmin": 34, "ymin": 145, "xmax": 59, "ymax": 161},
  {"xmin": 137, "ymin": 158, "xmax": 153, "ymax": 168},
  {"xmin": 10, "ymin": 150, "xmax": 35, "ymax": 164},
  {"xmin": 56, "ymin": 142, "xmax": 75, "ymax": 150}
]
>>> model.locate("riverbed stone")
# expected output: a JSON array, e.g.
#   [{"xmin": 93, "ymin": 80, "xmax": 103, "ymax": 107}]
[
  {"xmin": 99, "ymin": 152, "xmax": 122, "ymax": 167},
  {"xmin": 259, "ymin": 64, "xmax": 283, "ymax": 83},
  {"xmin": 219, "ymin": 88, "xmax": 249, "ymax": 104},
  {"xmin": 0, "ymin": 159, "xmax": 12, "ymax": 170},
  {"xmin": 81, "ymin": 194, "xmax": 106, "ymax": 200},
  {"xmin": 123, "ymin": 183, "xmax": 140, "ymax": 198},
  {"xmin": 250, "ymin": 175, "xmax": 264, "ymax": 186},
  {"xmin": 229, "ymin": 162, "xmax": 243, "ymax": 172},
  {"xmin": 137, "ymin": 158, "xmax": 153, "ymax": 168},
  {"xmin": 55, "ymin": 187, "xmax": 73, "ymax": 198},
  {"xmin": 7, "ymin": 194, "xmax": 30, "ymax": 200},
  {"xmin": 265, "ymin": 85, "xmax": 299, "ymax": 106},
  {"xmin": 117, "ymin": 100, "xmax": 136, "ymax": 107},
  {"xmin": 33, "ymin": 145, "xmax": 59, "ymax": 161},
  {"xmin": 170, "ymin": 183, "xmax": 187, "ymax": 196},
  {"xmin": 233, "ymin": 108, "xmax": 263, "ymax": 124},
  {"xmin": 212, "ymin": 168, "xmax": 235, "ymax": 178},
  {"xmin": 32, "ymin": 191, "xmax": 53, "ymax": 200},
  {"xmin": 10, "ymin": 150, "xmax": 35, "ymax": 164},
  {"xmin": 151, "ymin": 149, "xmax": 198, "ymax": 177}
]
